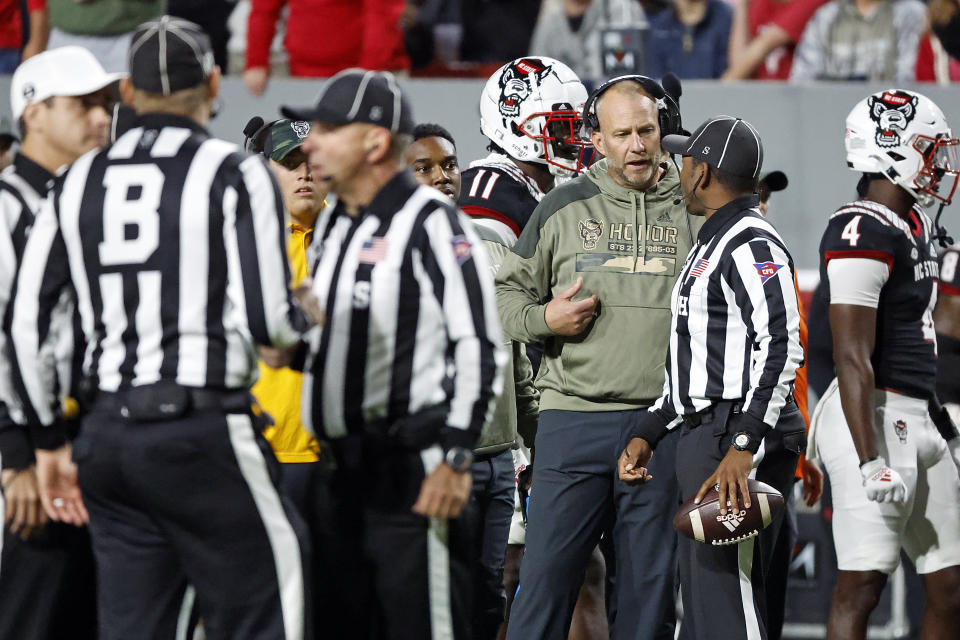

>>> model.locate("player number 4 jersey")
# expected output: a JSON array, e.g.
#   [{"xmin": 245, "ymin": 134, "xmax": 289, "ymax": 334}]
[{"xmin": 819, "ymin": 200, "xmax": 939, "ymax": 399}]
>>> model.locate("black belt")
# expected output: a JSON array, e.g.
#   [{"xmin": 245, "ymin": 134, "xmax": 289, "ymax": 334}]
[
  {"xmin": 681, "ymin": 394, "xmax": 794, "ymax": 429},
  {"xmin": 93, "ymin": 384, "xmax": 253, "ymax": 420}
]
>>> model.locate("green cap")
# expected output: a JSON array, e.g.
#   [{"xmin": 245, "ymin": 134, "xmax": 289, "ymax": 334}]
[{"xmin": 263, "ymin": 119, "xmax": 310, "ymax": 162}]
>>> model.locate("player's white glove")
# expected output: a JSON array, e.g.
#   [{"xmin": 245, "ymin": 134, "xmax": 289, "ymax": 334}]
[
  {"xmin": 947, "ymin": 437, "xmax": 960, "ymax": 479},
  {"xmin": 859, "ymin": 457, "xmax": 908, "ymax": 504}
]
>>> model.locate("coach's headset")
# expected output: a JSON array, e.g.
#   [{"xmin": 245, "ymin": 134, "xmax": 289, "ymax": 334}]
[
  {"xmin": 583, "ymin": 75, "xmax": 697, "ymax": 238},
  {"xmin": 243, "ymin": 116, "xmax": 274, "ymax": 154},
  {"xmin": 581, "ymin": 74, "xmax": 684, "ymax": 140}
]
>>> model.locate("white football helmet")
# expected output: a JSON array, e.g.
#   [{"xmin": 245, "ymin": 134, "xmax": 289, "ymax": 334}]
[
  {"xmin": 479, "ymin": 56, "xmax": 591, "ymax": 176},
  {"xmin": 844, "ymin": 89, "xmax": 959, "ymax": 207}
]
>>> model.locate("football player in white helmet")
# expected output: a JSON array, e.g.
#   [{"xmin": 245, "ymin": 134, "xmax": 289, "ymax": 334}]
[
  {"xmin": 458, "ymin": 56, "xmax": 592, "ymax": 638},
  {"xmin": 459, "ymin": 56, "xmax": 590, "ymax": 246},
  {"xmin": 810, "ymin": 89, "xmax": 960, "ymax": 640}
]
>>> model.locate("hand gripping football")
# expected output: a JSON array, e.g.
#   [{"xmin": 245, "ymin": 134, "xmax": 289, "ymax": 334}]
[{"xmin": 673, "ymin": 479, "xmax": 784, "ymax": 545}]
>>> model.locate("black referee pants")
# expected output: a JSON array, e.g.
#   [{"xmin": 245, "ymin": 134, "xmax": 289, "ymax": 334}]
[
  {"xmin": 73, "ymin": 403, "xmax": 311, "ymax": 640},
  {"xmin": 0, "ymin": 522, "xmax": 97, "ymax": 640},
  {"xmin": 315, "ymin": 435, "xmax": 474, "ymax": 640},
  {"xmin": 675, "ymin": 403, "xmax": 805, "ymax": 640}
]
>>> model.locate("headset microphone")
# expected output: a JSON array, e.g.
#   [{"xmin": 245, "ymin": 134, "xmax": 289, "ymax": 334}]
[{"xmin": 243, "ymin": 116, "xmax": 265, "ymax": 139}]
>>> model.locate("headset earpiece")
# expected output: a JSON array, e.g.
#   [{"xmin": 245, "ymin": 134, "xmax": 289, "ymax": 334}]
[
  {"xmin": 243, "ymin": 117, "xmax": 275, "ymax": 155},
  {"xmin": 582, "ymin": 75, "xmax": 683, "ymax": 138}
]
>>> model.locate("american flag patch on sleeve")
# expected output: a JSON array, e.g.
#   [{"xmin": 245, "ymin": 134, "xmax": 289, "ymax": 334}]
[
  {"xmin": 357, "ymin": 237, "xmax": 389, "ymax": 264},
  {"xmin": 690, "ymin": 259, "xmax": 709, "ymax": 277}
]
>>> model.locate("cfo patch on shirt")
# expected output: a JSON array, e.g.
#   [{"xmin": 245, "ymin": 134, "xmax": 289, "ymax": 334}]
[
  {"xmin": 451, "ymin": 235, "xmax": 473, "ymax": 265},
  {"xmin": 754, "ymin": 262, "xmax": 783, "ymax": 284}
]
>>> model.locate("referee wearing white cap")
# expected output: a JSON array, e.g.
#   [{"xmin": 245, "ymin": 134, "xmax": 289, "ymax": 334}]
[
  {"xmin": 0, "ymin": 45, "xmax": 119, "ymax": 640},
  {"xmin": 617, "ymin": 117, "xmax": 806, "ymax": 639}
]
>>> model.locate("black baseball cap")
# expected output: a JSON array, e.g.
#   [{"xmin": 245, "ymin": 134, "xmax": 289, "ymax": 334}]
[
  {"xmin": 128, "ymin": 16, "xmax": 215, "ymax": 95},
  {"xmin": 662, "ymin": 116, "xmax": 764, "ymax": 180},
  {"xmin": 280, "ymin": 68, "xmax": 414, "ymax": 135},
  {"xmin": 759, "ymin": 170, "xmax": 788, "ymax": 192}
]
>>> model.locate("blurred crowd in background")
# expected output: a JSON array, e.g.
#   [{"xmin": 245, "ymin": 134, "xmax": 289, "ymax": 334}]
[{"xmin": 0, "ymin": 0, "xmax": 956, "ymax": 95}]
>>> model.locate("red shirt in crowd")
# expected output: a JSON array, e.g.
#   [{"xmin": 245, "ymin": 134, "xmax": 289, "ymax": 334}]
[
  {"xmin": 915, "ymin": 33, "xmax": 960, "ymax": 83},
  {"xmin": 1, "ymin": 0, "xmax": 46, "ymax": 50},
  {"xmin": 748, "ymin": 0, "xmax": 828, "ymax": 79},
  {"xmin": 246, "ymin": 0, "xmax": 409, "ymax": 77}
]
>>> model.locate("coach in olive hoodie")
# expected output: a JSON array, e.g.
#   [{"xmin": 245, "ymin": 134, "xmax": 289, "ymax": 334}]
[{"xmin": 499, "ymin": 79, "xmax": 701, "ymax": 640}]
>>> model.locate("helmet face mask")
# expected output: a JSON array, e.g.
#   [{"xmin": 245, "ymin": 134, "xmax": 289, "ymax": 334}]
[
  {"xmin": 518, "ymin": 108, "xmax": 592, "ymax": 175},
  {"xmin": 844, "ymin": 90, "xmax": 959, "ymax": 207},
  {"xmin": 480, "ymin": 57, "xmax": 591, "ymax": 176},
  {"xmin": 912, "ymin": 134, "xmax": 960, "ymax": 205}
]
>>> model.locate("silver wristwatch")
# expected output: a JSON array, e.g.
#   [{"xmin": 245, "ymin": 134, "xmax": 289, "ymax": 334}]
[{"xmin": 444, "ymin": 447, "xmax": 474, "ymax": 473}]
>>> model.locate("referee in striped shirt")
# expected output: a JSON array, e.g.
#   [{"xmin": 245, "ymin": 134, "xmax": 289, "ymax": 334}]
[
  {"xmin": 618, "ymin": 117, "xmax": 806, "ymax": 640},
  {"xmin": 281, "ymin": 69, "xmax": 505, "ymax": 639},
  {"xmin": 0, "ymin": 46, "xmax": 116, "ymax": 639},
  {"xmin": 8, "ymin": 17, "xmax": 315, "ymax": 640}
]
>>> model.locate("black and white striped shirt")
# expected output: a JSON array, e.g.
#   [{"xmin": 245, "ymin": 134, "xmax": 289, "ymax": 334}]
[
  {"xmin": 0, "ymin": 154, "xmax": 60, "ymax": 467},
  {"xmin": 8, "ymin": 113, "xmax": 309, "ymax": 448},
  {"xmin": 632, "ymin": 195, "xmax": 803, "ymax": 445},
  {"xmin": 302, "ymin": 171, "xmax": 504, "ymax": 452}
]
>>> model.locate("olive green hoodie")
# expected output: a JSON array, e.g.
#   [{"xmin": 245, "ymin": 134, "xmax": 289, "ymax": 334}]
[{"xmin": 496, "ymin": 159, "xmax": 703, "ymax": 412}]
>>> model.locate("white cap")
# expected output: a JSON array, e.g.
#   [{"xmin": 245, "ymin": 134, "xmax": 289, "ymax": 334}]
[{"xmin": 10, "ymin": 47, "xmax": 126, "ymax": 120}]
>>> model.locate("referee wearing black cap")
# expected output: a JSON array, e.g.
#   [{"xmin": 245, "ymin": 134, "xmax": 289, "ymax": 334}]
[
  {"xmin": 281, "ymin": 69, "xmax": 505, "ymax": 639},
  {"xmin": 8, "ymin": 17, "xmax": 317, "ymax": 640},
  {"xmin": 617, "ymin": 116, "xmax": 806, "ymax": 640}
]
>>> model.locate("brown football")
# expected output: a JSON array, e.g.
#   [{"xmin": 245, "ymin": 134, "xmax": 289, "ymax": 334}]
[{"xmin": 673, "ymin": 479, "xmax": 784, "ymax": 546}]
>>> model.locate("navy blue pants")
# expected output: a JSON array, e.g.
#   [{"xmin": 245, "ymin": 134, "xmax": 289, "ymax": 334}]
[
  {"xmin": 469, "ymin": 449, "xmax": 515, "ymax": 640},
  {"xmin": 506, "ymin": 409, "xmax": 680, "ymax": 640}
]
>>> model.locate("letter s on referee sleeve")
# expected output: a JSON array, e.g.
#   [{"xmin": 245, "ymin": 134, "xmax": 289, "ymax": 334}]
[
  {"xmin": 423, "ymin": 208, "xmax": 506, "ymax": 451},
  {"xmin": 7, "ymin": 196, "xmax": 71, "ymax": 447},
  {"xmin": 234, "ymin": 155, "xmax": 307, "ymax": 349},
  {"xmin": 731, "ymin": 239, "xmax": 804, "ymax": 435}
]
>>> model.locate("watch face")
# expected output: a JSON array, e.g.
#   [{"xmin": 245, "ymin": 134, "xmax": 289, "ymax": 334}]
[{"xmin": 734, "ymin": 434, "xmax": 750, "ymax": 449}]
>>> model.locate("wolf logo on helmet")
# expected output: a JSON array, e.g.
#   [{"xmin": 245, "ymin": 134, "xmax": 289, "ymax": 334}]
[
  {"xmin": 498, "ymin": 58, "xmax": 551, "ymax": 120},
  {"xmin": 868, "ymin": 91, "xmax": 918, "ymax": 149},
  {"xmin": 480, "ymin": 56, "xmax": 591, "ymax": 176},
  {"xmin": 844, "ymin": 89, "xmax": 960, "ymax": 207}
]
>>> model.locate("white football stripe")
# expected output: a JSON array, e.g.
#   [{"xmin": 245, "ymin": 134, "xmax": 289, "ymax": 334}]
[
  {"xmin": 758, "ymin": 493, "xmax": 771, "ymax": 527},
  {"xmin": 690, "ymin": 510, "xmax": 705, "ymax": 543}
]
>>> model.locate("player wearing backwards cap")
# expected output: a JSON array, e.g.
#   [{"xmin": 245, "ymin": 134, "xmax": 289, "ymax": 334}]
[
  {"xmin": 619, "ymin": 116, "xmax": 805, "ymax": 640},
  {"xmin": 808, "ymin": 89, "xmax": 960, "ymax": 640},
  {"xmin": 282, "ymin": 68, "xmax": 505, "ymax": 640},
  {"xmin": 0, "ymin": 45, "xmax": 119, "ymax": 640},
  {"xmin": 7, "ymin": 17, "xmax": 317, "ymax": 640}
]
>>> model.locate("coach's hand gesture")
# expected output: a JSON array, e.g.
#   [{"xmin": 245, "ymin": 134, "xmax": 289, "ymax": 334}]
[
  {"xmin": 35, "ymin": 444, "xmax": 88, "ymax": 525},
  {"xmin": 618, "ymin": 437, "xmax": 654, "ymax": 485},
  {"xmin": 412, "ymin": 463, "xmax": 472, "ymax": 519},
  {"xmin": 545, "ymin": 277, "xmax": 599, "ymax": 336}
]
